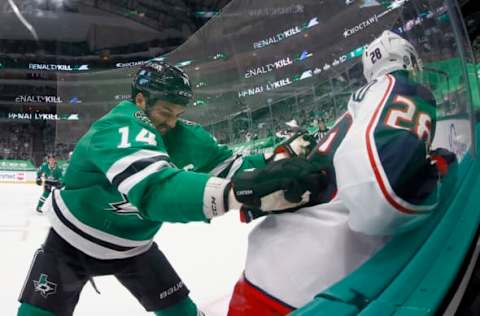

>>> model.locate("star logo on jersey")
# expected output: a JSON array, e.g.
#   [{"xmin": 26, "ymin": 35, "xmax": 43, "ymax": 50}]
[
  {"xmin": 106, "ymin": 194, "xmax": 144, "ymax": 219},
  {"xmin": 33, "ymin": 274, "xmax": 57, "ymax": 298}
]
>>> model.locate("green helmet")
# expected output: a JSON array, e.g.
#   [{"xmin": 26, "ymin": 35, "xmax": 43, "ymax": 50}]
[{"xmin": 131, "ymin": 59, "xmax": 193, "ymax": 109}]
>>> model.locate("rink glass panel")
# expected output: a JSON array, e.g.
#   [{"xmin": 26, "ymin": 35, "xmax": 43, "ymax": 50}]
[
  {"xmin": 53, "ymin": 0, "xmax": 477, "ymax": 192},
  {"xmin": 1, "ymin": 1, "xmax": 476, "ymax": 163},
  {"xmin": 173, "ymin": 0, "xmax": 476, "ymax": 185},
  {"xmin": 169, "ymin": 0, "xmax": 476, "ymax": 161}
]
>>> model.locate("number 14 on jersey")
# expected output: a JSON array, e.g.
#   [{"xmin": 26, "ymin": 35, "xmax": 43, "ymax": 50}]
[{"xmin": 118, "ymin": 127, "xmax": 158, "ymax": 148}]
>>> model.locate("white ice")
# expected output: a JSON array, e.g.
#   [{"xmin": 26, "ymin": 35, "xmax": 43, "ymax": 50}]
[{"xmin": 0, "ymin": 183, "xmax": 255, "ymax": 315}]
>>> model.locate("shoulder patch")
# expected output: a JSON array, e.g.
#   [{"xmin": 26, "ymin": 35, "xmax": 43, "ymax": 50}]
[
  {"xmin": 134, "ymin": 111, "xmax": 154, "ymax": 128},
  {"xmin": 179, "ymin": 118, "xmax": 199, "ymax": 126}
]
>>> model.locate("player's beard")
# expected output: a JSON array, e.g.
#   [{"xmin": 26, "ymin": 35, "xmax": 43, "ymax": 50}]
[
  {"xmin": 146, "ymin": 108, "xmax": 172, "ymax": 135},
  {"xmin": 156, "ymin": 124, "xmax": 170, "ymax": 135}
]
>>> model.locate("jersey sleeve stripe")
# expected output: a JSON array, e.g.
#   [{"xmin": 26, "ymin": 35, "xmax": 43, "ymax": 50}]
[
  {"xmin": 111, "ymin": 155, "xmax": 171, "ymax": 188},
  {"xmin": 209, "ymin": 154, "xmax": 244, "ymax": 179},
  {"xmin": 117, "ymin": 160, "xmax": 171, "ymax": 195},
  {"xmin": 226, "ymin": 156, "xmax": 244, "ymax": 179},
  {"xmin": 106, "ymin": 149, "xmax": 169, "ymax": 182},
  {"xmin": 209, "ymin": 155, "xmax": 237, "ymax": 176},
  {"xmin": 365, "ymin": 75, "xmax": 435, "ymax": 214}
]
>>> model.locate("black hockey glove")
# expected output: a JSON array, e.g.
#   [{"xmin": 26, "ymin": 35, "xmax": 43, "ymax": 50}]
[
  {"xmin": 35, "ymin": 178, "xmax": 42, "ymax": 186},
  {"xmin": 267, "ymin": 129, "xmax": 316, "ymax": 162},
  {"xmin": 231, "ymin": 157, "xmax": 330, "ymax": 222}
]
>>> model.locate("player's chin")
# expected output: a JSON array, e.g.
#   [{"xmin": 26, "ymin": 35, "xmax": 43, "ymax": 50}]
[{"xmin": 158, "ymin": 127, "xmax": 169, "ymax": 135}]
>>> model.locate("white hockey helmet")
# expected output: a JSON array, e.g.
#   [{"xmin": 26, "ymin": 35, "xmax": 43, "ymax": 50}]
[{"xmin": 362, "ymin": 30, "xmax": 422, "ymax": 82}]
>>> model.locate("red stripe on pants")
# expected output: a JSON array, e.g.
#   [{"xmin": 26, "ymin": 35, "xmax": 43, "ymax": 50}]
[{"xmin": 228, "ymin": 275, "xmax": 294, "ymax": 316}]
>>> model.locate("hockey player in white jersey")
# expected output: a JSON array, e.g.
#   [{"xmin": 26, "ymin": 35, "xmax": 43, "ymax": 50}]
[{"xmin": 228, "ymin": 30, "xmax": 457, "ymax": 315}]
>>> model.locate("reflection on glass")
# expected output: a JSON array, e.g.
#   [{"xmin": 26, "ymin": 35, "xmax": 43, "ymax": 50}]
[{"xmin": 0, "ymin": 0, "xmax": 476, "ymax": 179}]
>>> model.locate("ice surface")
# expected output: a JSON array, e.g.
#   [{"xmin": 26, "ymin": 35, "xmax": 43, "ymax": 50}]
[{"xmin": 0, "ymin": 183, "xmax": 254, "ymax": 315}]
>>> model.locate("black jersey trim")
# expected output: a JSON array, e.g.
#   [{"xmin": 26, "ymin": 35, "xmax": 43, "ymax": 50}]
[
  {"xmin": 210, "ymin": 155, "xmax": 237, "ymax": 177},
  {"xmin": 51, "ymin": 194, "xmax": 136, "ymax": 252},
  {"xmin": 111, "ymin": 155, "xmax": 170, "ymax": 188}
]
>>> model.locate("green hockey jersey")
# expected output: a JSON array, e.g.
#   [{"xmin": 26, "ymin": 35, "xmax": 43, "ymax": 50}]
[
  {"xmin": 37, "ymin": 162, "xmax": 63, "ymax": 184},
  {"xmin": 46, "ymin": 100, "xmax": 266, "ymax": 259},
  {"xmin": 61, "ymin": 161, "xmax": 69, "ymax": 180}
]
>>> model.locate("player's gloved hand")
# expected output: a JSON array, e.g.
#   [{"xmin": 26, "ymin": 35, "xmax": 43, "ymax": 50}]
[
  {"xmin": 430, "ymin": 148, "xmax": 458, "ymax": 200},
  {"xmin": 231, "ymin": 157, "xmax": 330, "ymax": 222},
  {"xmin": 430, "ymin": 147, "xmax": 457, "ymax": 177},
  {"xmin": 35, "ymin": 178, "xmax": 42, "ymax": 186},
  {"xmin": 266, "ymin": 129, "xmax": 316, "ymax": 162}
]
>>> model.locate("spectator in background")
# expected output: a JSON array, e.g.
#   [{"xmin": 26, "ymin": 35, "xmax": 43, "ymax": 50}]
[
  {"xmin": 314, "ymin": 119, "xmax": 329, "ymax": 141},
  {"xmin": 0, "ymin": 123, "xmax": 35, "ymax": 161}
]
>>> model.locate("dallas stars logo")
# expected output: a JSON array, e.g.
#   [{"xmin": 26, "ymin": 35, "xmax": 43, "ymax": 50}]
[
  {"xmin": 106, "ymin": 194, "xmax": 144, "ymax": 219},
  {"xmin": 33, "ymin": 274, "xmax": 57, "ymax": 298}
]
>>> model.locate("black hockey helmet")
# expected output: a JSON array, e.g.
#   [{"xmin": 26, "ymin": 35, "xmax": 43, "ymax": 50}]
[{"xmin": 131, "ymin": 59, "xmax": 193, "ymax": 109}]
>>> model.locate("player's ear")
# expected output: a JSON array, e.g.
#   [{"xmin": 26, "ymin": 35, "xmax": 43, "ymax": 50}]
[{"xmin": 135, "ymin": 93, "xmax": 146, "ymax": 110}]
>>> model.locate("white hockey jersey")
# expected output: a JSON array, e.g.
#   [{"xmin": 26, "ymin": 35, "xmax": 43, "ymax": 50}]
[{"xmin": 243, "ymin": 72, "xmax": 440, "ymax": 308}]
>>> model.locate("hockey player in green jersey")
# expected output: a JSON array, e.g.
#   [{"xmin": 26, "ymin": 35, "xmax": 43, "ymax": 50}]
[
  {"xmin": 60, "ymin": 151, "xmax": 72, "ymax": 180},
  {"xmin": 17, "ymin": 60, "xmax": 329, "ymax": 316},
  {"xmin": 35, "ymin": 154, "xmax": 63, "ymax": 213}
]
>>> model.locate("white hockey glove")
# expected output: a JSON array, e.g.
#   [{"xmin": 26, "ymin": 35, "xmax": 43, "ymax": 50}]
[{"xmin": 266, "ymin": 129, "xmax": 316, "ymax": 162}]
